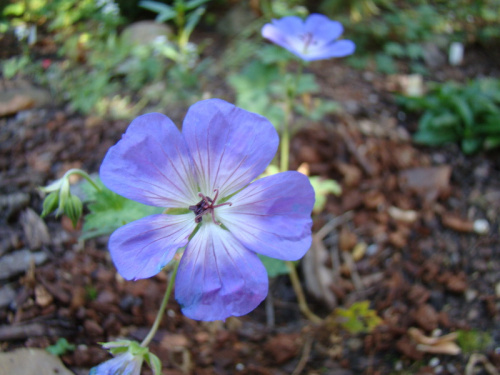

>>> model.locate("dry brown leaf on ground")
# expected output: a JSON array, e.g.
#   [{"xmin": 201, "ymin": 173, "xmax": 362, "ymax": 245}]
[
  {"xmin": 408, "ymin": 327, "xmax": 461, "ymax": 355},
  {"xmin": 302, "ymin": 234, "xmax": 337, "ymax": 309}
]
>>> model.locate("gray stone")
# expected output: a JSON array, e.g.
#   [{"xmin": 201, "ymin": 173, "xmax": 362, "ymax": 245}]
[
  {"xmin": 20, "ymin": 208, "xmax": 50, "ymax": 250},
  {"xmin": 0, "ymin": 284, "xmax": 16, "ymax": 308},
  {"xmin": 422, "ymin": 42, "xmax": 446, "ymax": 68},
  {"xmin": 0, "ymin": 348, "xmax": 73, "ymax": 375},
  {"xmin": 0, "ymin": 249, "xmax": 47, "ymax": 280},
  {"xmin": 121, "ymin": 20, "xmax": 172, "ymax": 46}
]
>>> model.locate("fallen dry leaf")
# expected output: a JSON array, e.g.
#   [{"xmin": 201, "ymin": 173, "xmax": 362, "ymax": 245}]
[
  {"xmin": 408, "ymin": 327, "xmax": 461, "ymax": 355},
  {"xmin": 0, "ymin": 95, "xmax": 35, "ymax": 117}
]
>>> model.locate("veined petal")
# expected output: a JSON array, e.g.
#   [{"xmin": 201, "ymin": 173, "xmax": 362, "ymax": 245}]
[
  {"xmin": 217, "ymin": 171, "xmax": 314, "ymax": 261},
  {"xmin": 175, "ymin": 222, "xmax": 268, "ymax": 321},
  {"xmin": 109, "ymin": 214, "xmax": 196, "ymax": 280},
  {"xmin": 182, "ymin": 99, "xmax": 278, "ymax": 199},
  {"xmin": 100, "ymin": 113, "xmax": 198, "ymax": 208}
]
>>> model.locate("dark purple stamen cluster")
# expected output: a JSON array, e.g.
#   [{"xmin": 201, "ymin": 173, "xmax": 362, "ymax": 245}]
[{"xmin": 189, "ymin": 189, "xmax": 232, "ymax": 225}]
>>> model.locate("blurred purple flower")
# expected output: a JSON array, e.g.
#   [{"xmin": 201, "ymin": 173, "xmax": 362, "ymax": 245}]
[
  {"xmin": 261, "ymin": 13, "xmax": 355, "ymax": 61},
  {"xmin": 100, "ymin": 99, "xmax": 314, "ymax": 321},
  {"xmin": 90, "ymin": 352, "xmax": 143, "ymax": 375}
]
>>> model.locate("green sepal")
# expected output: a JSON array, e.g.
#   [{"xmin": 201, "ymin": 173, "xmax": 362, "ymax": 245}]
[
  {"xmin": 41, "ymin": 191, "xmax": 60, "ymax": 218},
  {"xmin": 145, "ymin": 352, "xmax": 162, "ymax": 375},
  {"xmin": 58, "ymin": 178, "xmax": 71, "ymax": 213},
  {"xmin": 64, "ymin": 194, "xmax": 83, "ymax": 228}
]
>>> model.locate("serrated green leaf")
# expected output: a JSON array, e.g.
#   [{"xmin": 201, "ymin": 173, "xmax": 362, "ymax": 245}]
[
  {"xmin": 81, "ymin": 179, "xmax": 163, "ymax": 239},
  {"xmin": 258, "ymin": 255, "xmax": 289, "ymax": 278}
]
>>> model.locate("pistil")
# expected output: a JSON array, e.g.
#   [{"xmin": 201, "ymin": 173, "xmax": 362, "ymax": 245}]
[{"xmin": 188, "ymin": 189, "xmax": 232, "ymax": 225}]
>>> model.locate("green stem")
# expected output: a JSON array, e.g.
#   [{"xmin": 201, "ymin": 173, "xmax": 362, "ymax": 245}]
[
  {"xmin": 63, "ymin": 169, "xmax": 101, "ymax": 192},
  {"xmin": 280, "ymin": 94, "xmax": 292, "ymax": 172},
  {"xmin": 286, "ymin": 261, "xmax": 322, "ymax": 323},
  {"xmin": 280, "ymin": 61, "xmax": 321, "ymax": 323},
  {"xmin": 141, "ymin": 261, "xmax": 180, "ymax": 347}
]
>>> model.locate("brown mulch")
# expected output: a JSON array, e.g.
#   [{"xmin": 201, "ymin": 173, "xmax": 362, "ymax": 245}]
[{"xmin": 0, "ymin": 42, "xmax": 499, "ymax": 375}]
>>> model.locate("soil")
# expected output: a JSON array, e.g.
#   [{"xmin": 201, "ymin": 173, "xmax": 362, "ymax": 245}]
[{"xmin": 0, "ymin": 32, "xmax": 499, "ymax": 375}]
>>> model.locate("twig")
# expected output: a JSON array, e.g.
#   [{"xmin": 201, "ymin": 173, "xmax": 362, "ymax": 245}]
[
  {"xmin": 316, "ymin": 211, "xmax": 354, "ymax": 241},
  {"xmin": 336, "ymin": 125, "xmax": 376, "ymax": 176},
  {"xmin": 291, "ymin": 335, "xmax": 313, "ymax": 375},
  {"xmin": 465, "ymin": 353, "xmax": 500, "ymax": 375},
  {"xmin": 341, "ymin": 251, "xmax": 364, "ymax": 291}
]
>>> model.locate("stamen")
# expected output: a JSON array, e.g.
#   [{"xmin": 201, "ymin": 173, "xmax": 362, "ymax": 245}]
[{"xmin": 188, "ymin": 189, "xmax": 232, "ymax": 225}]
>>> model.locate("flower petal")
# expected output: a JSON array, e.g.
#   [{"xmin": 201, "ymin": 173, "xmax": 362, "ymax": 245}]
[
  {"xmin": 305, "ymin": 14, "xmax": 344, "ymax": 43},
  {"xmin": 100, "ymin": 113, "xmax": 198, "ymax": 208},
  {"xmin": 217, "ymin": 171, "xmax": 314, "ymax": 261},
  {"xmin": 182, "ymin": 99, "xmax": 278, "ymax": 199},
  {"xmin": 307, "ymin": 39, "xmax": 356, "ymax": 60},
  {"xmin": 90, "ymin": 353, "xmax": 142, "ymax": 375},
  {"xmin": 109, "ymin": 214, "xmax": 196, "ymax": 280},
  {"xmin": 175, "ymin": 222, "xmax": 268, "ymax": 321}
]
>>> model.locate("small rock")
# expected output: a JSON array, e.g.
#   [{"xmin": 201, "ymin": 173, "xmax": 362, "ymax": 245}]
[
  {"xmin": 414, "ymin": 304, "xmax": 439, "ymax": 331},
  {"xmin": 20, "ymin": 208, "xmax": 50, "ymax": 250},
  {"xmin": 34, "ymin": 285, "xmax": 53, "ymax": 307},
  {"xmin": 0, "ymin": 284, "xmax": 16, "ymax": 308},
  {"xmin": 422, "ymin": 42, "xmax": 446, "ymax": 68},
  {"xmin": 0, "ymin": 192, "xmax": 30, "ymax": 220},
  {"xmin": 84, "ymin": 319, "xmax": 104, "ymax": 336},
  {"xmin": 446, "ymin": 275, "xmax": 467, "ymax": 293},
  {"xmin": 0, "ymin": 348, "xmax": 73, "ymax": 375},
  {"xmin": 0, "ymin": 249, "xmax": 47, "ymax": 280},
  {"xmin": 121, "ymin": 21, "xmax": 172, "ymax": 46}
]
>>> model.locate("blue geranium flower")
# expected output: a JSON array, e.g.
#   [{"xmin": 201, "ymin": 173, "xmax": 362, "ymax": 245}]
[
  {"xmin": 100, "ymin": 99, "xmax": 314, "ymax": 321},
  {"xmin": 90, "ymin": 352, "xmax": 143, "ymax": 375},
  {"xmin": 261, "ymin": 13, "xmax": 355, "ymax": 61}
]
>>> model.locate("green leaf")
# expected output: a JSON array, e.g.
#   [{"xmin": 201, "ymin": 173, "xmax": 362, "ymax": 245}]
[
  {"xmin": 258, "ymin": 255, "xmax": 289, "ymax": 278},
  {"xmin": 139, "ymin": 1, "xmax": 176, "ymax": 22},
  {"xmin": 309, "ymin": 176, "xmax": 341, "ymax": 214},
  {"xmin": 81, "ymin": 179, "xmax": 163, "ymax": 239},
  {"xmin": 413, "ymin": 128, "xmax": 458, "ymax": 145},
  {"xmin": 3, "ymin": 3, "xmax": 25, "ymax": 16},
  {"xmin": 41, "ymin": 191, "xmax": 60, "ymax": 218},
  {"xmin": 184, "ymin": 6, "xmax": 205, "ymax": 37},
  {"xmin": 461, "ymin": 138, "xmax": 482, "ymax": 154},
  {"xmin": 256, "ymin": 45, "xmax": 294, "ymax": 64},
  {"xmin": 185, "ymin": 0, "xmax": 211, "ymax": 11},
  {"xmin": 450, "ymin": 96, "xmax": 473, "ymax": 127},
  {"xmin": 46, "ymin": 338, "xmax": 76, "ymax": 356}
]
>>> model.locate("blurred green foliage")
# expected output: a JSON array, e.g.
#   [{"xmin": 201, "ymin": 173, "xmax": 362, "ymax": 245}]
[
  {"xmin": 334, "ymin": 301, "xmax": 382, "ymax": 334},
  {"xmin": 1, "ymin": 0, "xmax": 210, "ymax": 118},
  {"xmin": 456, "ymin": 329, "xmax": 493, "ymax": 353},
  {"xmin": 398, "ymin": 78, "xmax": 500, "ymax": 154},
  {"xmin": 46, "ymin": 338, "xmax": 76, "ymax": 356},
  {"xmin": 81, "ymin": 178, "xmax": 163, "ymax": 239}
]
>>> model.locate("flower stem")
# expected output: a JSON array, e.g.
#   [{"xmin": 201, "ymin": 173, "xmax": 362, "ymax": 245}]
[
  {"xmin": 63, "ymin": 169, "xmax": 101, "ymax": 192},
  {"xmin": 286, "ymin": 261, "xmax": 322, "ymax": 324},
  {"xmin": 141, "ymin": 261, "xmax": 180, "ymax": 347},
  {"xmin": 280, "ymin": 61, "xmax": 321, "ymax": 324}
]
